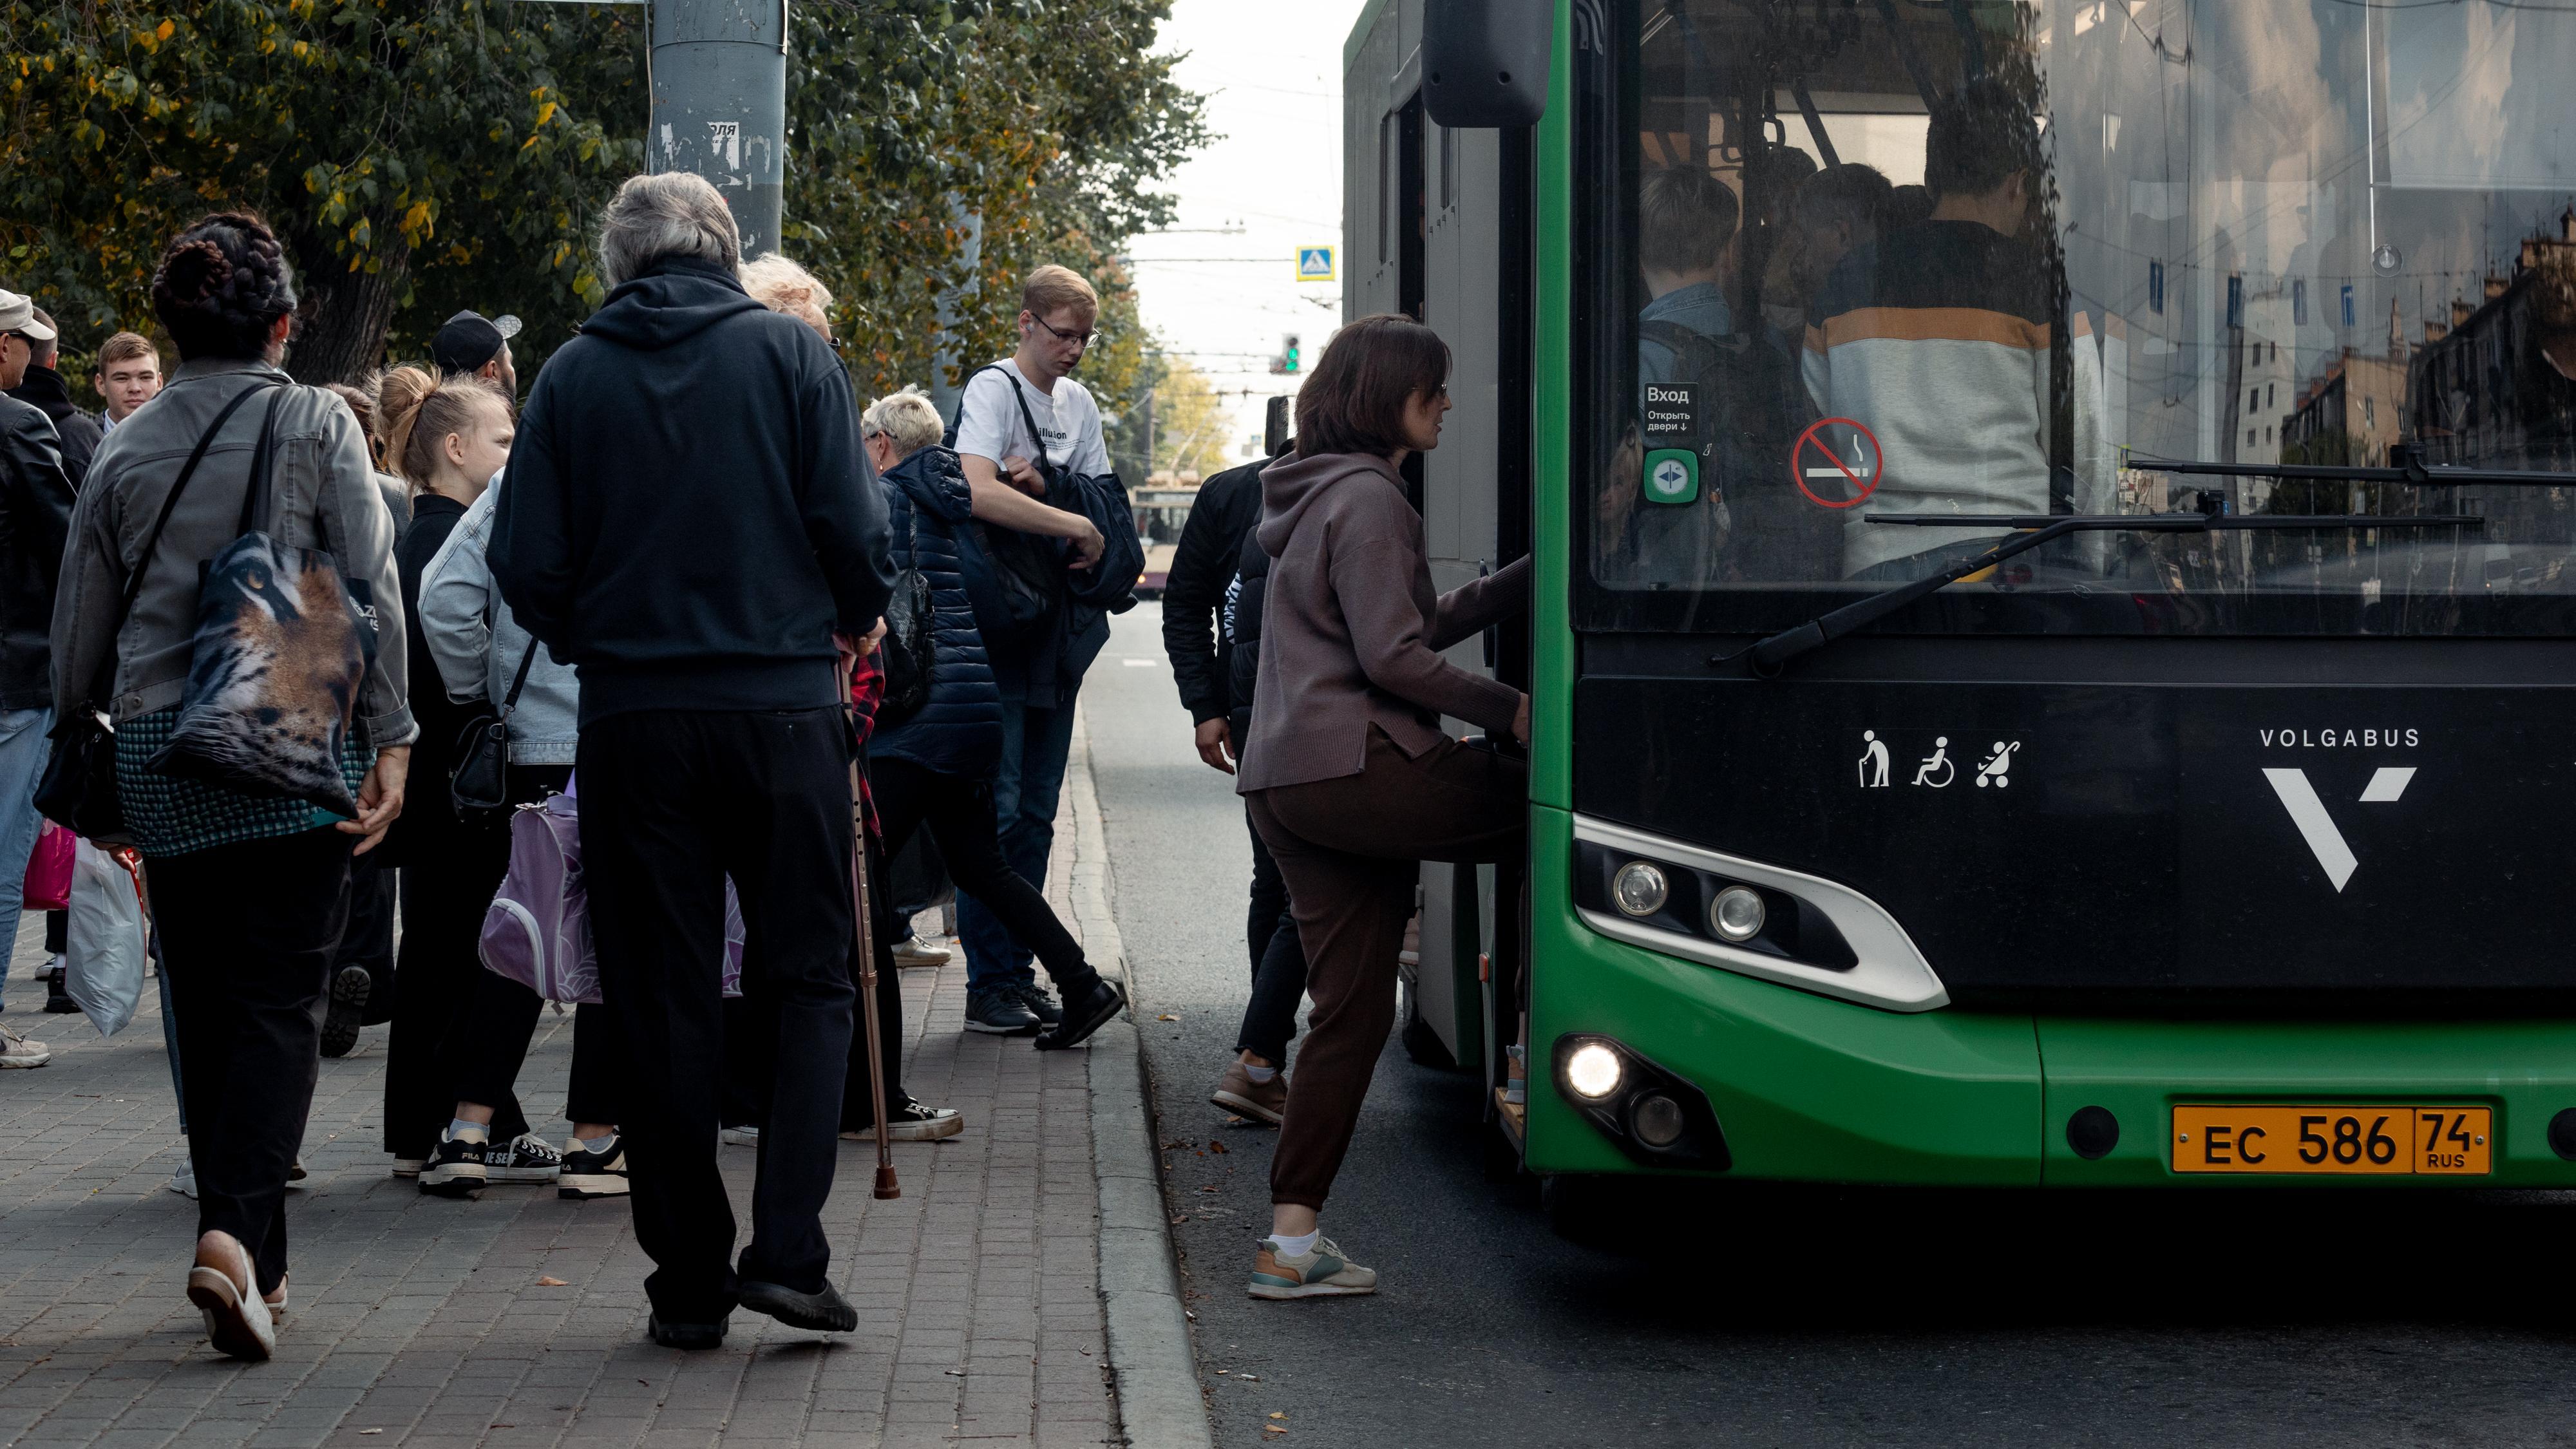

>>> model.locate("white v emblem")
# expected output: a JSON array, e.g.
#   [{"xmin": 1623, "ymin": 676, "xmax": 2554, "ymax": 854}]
[{"xmin": 2261, "ymin": 766, "xmax": 2416, "ymax": 893}]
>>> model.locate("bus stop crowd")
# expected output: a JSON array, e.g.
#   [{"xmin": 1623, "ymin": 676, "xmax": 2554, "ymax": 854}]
[{"xmin": 0, "ymin": 163, "xmax": 1539, "ymax": 1366}]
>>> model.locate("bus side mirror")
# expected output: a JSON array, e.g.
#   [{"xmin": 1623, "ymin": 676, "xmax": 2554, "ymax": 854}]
[{"xmin": 1423, "ymin": 0, "xmax": 1552, "ymax": 128}]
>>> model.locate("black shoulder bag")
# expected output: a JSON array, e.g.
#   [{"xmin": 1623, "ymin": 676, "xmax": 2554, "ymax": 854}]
[
  {"xmin": 450, "ymin": 643, "xmax": 540, "ymax": 814},
  {"xmin": 954, "ymin": 365, "xmax": 1068, "ymax": 647},
  {"xmin": 37, "ymin": 382, "xmax": 280, "ymax": 841}
]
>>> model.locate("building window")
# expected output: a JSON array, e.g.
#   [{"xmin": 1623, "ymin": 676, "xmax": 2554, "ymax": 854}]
[
  {"xmin": 2365, "ymin": 398, "xmax": 2377, "ymax": 428},
  {"xmin": 2266, "ymin": 383, "xmax": 2275, "ymax": 409},
  {"xmin": 2249, "ymin": 388, "xmax": 2260, "ymax": 412},
  {"xmin": 2248, "ymin": 428, "xmax": 2258, "ymax": 447}
]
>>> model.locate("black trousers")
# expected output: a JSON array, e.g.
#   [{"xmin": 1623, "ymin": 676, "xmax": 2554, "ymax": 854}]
[
  {"xmin": 1238, "ymin": 808, "xmax": 1307, "ymax": 1063},
  {"xmin": 431, "ymin": 766, "xmax": 623, "ymax": 1132},
  {"xmin": 719, "ymin": 826, "xmax": 908, "ymax": 1133},
  {"xmin": 869, "ymin": 756, "xmax": 1098, "ymax": 1001},
  {"xmin": 336, "ymin": 848, "xmax": 399, "ymax": 1023},
  {"xmin": 581, "ymin": 707, "xmax": 857, "ymax": 1321},
  {"xmin": 151, "ymin": 828, "xmax": 354, "ymax": 1296},
  {"xmin": 386, "ymin": 818, "xmax": 533, "ymax": 1157}
]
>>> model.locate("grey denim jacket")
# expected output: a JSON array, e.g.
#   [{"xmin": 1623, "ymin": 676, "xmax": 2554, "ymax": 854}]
[
  {"xmin": 51, "ymin": 357, "xmax": 416, "ymax": 747},
  {"xmin": 418, "ymin": 477, "xmax": 580, "ymax": 764}
]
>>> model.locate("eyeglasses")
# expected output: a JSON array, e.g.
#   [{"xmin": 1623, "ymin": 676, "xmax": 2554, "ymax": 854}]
[{"xmin": 1030, "ymin": 314, "xmax": 1098, "ymax": 348}]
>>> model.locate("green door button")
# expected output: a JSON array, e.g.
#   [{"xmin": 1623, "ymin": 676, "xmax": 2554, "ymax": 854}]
[{"xmin": 1643, "ymin": 448, "xmax": 1699, "ymax": 505}]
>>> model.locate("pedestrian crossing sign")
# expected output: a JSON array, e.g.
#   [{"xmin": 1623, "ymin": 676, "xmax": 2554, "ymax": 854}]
[{"xmin": 1296, "ymin": 246, "xmax": 1336, "ymax": 282}]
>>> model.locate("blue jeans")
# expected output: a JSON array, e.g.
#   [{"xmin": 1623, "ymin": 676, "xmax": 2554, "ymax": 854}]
[
  {"xmin": 0, "ymin": 707, "xmax": 52, "ymax": 999},
  {"xmin": 956, "ymin": 692, "xmax": 1079, "ymax": 997}
]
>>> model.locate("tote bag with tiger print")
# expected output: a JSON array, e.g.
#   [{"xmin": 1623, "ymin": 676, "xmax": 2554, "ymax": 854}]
[{"xmin": 147, "ymin": 388, "xmax": 380, "ymax": 816}]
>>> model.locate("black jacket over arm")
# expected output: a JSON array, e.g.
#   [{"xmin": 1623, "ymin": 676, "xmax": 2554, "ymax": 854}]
[
  {"xmin": 8, "ymin": 368, "xmax": 100, "ymax": 493},
  {"xmin": 1159, "ymin": 454, "xmax": 1271, "ymax": 726},
  {"xmin": 489, "ymin": 256, "xmax": 896, "ymax": 724},
  {"xmin": 0, "ymin": 394, "xmax": 75, "ymax": 711}
]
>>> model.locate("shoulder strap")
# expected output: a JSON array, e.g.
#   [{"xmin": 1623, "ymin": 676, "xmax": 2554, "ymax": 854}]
[
  {"xmin": 90, "ymin": 381, "xmax": 280, "ymax": 704},
  {"xmin": 998, "ymin": 368, "xmax": 1061, "ymax": 489},
  {"xmin": 945, "ymin": 363, "xmax": 1013, "ymax": 440},
  {"xmin": 498, "ymin": 641, "xmax": 540, "ymax": 717},
  {"xmin": 234, "ymin": 386, "xmax": 290, "ymax": 536}
]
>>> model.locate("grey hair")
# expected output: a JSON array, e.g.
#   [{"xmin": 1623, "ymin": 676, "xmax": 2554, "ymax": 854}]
[
  {"xmin": 861, "ymin": 389, "xmax": 945, "ymax": 460},
  {"xmin": 598, "ymin": 172, "xmax": 741, "ymax": 289}
]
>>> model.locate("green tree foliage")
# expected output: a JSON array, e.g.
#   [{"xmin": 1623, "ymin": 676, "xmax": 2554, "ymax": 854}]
[
  {"xmin": 1, "ymin": 0, "xmax": 645, "ymax": 383},
  {"xmin": 1, "ymin": 0, "xmax": 1203, "ymax": 395}
]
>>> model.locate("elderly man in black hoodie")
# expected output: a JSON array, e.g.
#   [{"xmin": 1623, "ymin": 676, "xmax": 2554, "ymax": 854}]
[{"xmin": 490, "ymin": 172, "xmax": 896, "ymax": 1349}]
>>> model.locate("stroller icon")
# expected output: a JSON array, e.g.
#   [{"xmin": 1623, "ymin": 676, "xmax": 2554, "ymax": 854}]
[{"xmin": 1975, "ymin": 741, "xmax": 2020, "ymax": 788}]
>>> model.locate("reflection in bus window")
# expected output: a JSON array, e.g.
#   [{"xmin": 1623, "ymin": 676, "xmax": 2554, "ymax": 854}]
[{"xmin": 1584, "ymin": 0, "xmax": 2576, "ymax": 637}]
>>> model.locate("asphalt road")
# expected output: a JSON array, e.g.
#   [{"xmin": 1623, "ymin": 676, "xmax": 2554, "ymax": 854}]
[{"xmin": 1084, "ymin": 605, "xmax": 2576, "ymax": 1449}]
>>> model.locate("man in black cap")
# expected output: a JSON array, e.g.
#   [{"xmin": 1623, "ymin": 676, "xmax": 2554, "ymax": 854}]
[{"xmin": 431, "ymin": 309, "xmax": 521, "ymax": 397}]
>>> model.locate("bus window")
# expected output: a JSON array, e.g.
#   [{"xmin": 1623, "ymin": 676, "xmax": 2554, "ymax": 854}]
[{"xmin": 1581, "ymin": 0, "xmax": 2576, "ymax": 639}]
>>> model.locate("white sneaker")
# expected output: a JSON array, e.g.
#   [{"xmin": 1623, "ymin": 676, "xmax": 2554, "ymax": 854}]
[
  {"xmin": 720, "ymin": 1124, "xmax": 761, "ymax": 1147},
  {"xmin": 168, "ymin": 1159, "xmax": 198, "ymax": 1199},
  {"xmin": 891, "ymin": 933, "xmax": 952, "ymax": 967},
  {"xmin": 0, "ymin": 1023, "xmax": 49, "ymax": 1069}
]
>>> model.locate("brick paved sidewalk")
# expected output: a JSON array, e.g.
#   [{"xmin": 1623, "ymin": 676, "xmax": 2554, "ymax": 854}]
[{"xmin": 0, "ymin": 793, "xmax": 1126, "ymax": 1446}]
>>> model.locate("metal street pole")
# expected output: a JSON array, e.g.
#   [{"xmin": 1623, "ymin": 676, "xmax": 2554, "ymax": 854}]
[{"xmin": 647, "ymin": 0, "xmax": 788, "ymax": 260}]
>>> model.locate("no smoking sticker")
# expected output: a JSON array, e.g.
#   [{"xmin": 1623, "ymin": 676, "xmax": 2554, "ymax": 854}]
[{"xmin": 1792, "ymin": 417, "xmax": 1883, "ymax": 509}]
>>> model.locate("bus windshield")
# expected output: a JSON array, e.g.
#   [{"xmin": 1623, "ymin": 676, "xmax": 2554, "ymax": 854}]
[{"xmin": 1581, "ymin": 0, "xmax": 2576, "ymax": 637}]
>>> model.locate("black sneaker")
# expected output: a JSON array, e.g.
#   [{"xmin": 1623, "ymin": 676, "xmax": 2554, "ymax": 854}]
[
  {"xmin": 963, "ymin": 991, "xmax": 1041, "ymax": 1036},
  {"xmin": 319, "ymin": 965, "xmax": 370, "ymax": 1059},
  {"xmin": 647, "ymin": 1313, "xmax": 727, "ymax": 1350},
  {"xmin": 559, "ymin": 1135, "xmax": 630, "ymax": 1199},
  {"xmin": 1034, "ymin": 977, "xmax": 1128, "ymax": 1051},
  {"xmin": 738, "ymin": 1278, "xmax": 858, "ymax": 1332},
  {"xmin": 419, "ymin": 1130, "xmax": 488, "ymax": 1197},
  {"xmin": 41, "ymin": 961, "xmax": 75, "ymax": 1015},
  {"xmin": 484, "ymin": 1133, "xmax": 564, "ymax": 1185},
  {"xmin": 1010, "ymin": 982, "xmax": 1063, "ymax": 1026},
  {"xmin": 842, "ymin": 1096, "xmax": 965, "ymax": 1142}
]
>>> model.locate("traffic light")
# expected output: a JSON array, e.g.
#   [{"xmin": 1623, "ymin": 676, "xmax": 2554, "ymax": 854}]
[{"xmin": 1283, "ymin": 334, "xmax": 1301, "ymax": 374}]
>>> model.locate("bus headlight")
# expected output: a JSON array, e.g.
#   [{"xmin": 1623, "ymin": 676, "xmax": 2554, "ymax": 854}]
[
  {"xmin": 1709, "ymin": 886, "xmax": 1766, "ymax": 942},
  {"xmin": 1610, "ymin": 861, "xmax": 1669, "ymax": 917},
  {"xmin": 1565, "ymin": 1042, "xmax": 1624, "ymax": 1099}
]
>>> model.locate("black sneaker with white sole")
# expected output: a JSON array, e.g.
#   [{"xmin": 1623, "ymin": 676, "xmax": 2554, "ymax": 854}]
[
  {"xmin": 842, "ymin": 1096, "xmax": 965, "ymax": 1142},
  {"xmin": 319, "ymin": 965, "xmax": 370, "ymax": 1059},
  {"xmin": 1009, "ymin": 982, "xmax": 1063, "ymax": 1027},
  {"xmin": 558, "ymin": 1135, "xmax": 629, "ymax": 1198},
  {"xmin": 419, "ymin": 1131, "xmax": 488, "ymax": 1197},
  {"xmin": 484, "ymin": 1133, "xmax": 564, "ymax": 1184},
  {"xmin": 963, "ymin": 991, "xmax": 1041, "ymax": 1036}
]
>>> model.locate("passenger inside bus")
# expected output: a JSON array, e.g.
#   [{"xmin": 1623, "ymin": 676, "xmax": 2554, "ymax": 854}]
[{"xmin": 1801, "ymin": 79, "xmax": 2067, "ymax": 580}]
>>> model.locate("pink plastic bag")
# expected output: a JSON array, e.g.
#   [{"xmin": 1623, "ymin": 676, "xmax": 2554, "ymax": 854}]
[{"xmin": 22, "ymin": 820, "xmax": 73, "ymax": 913}]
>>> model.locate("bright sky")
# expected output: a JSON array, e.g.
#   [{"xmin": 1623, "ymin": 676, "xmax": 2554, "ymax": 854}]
[{"xmin": 1129, "ymin": 0, "xmax": 1375, "ymax": 465}]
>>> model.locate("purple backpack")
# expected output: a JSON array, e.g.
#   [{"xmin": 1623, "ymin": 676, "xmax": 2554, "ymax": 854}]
[{"xmin": 480, "ymin": 780, "xmax": 743, "ymax": 1004}]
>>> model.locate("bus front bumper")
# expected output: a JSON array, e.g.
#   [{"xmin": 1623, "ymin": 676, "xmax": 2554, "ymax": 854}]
[{"xmin": 1528, "ymin": 822, "xmax": 2576, "ymax": 1188}]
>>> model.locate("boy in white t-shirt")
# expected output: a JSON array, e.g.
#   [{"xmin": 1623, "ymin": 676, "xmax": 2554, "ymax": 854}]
[{"xmin": 947, "ymin": 265, "xmax": 1115, "ymax": 1038}]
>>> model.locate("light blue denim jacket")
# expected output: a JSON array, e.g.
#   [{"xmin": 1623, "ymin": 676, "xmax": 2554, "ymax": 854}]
[{"xmin": 418, "ymin": 476, "xmax": 579, "ymax": 764}]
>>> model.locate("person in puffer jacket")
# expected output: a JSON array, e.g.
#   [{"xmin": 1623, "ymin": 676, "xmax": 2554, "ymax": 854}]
[{"xmin": 860, "ymin": 389, "xmax": 1122, "ymax": 1051}]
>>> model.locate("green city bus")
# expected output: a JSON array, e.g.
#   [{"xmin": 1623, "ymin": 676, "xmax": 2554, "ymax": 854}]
[{"xmin": 1349, "ymin": 0, "xmax": 2576, "ymax": 1222}]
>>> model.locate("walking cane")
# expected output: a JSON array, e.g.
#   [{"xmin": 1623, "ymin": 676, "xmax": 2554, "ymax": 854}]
[{"xmin": 843, "ymin": 654, "xmax": 900, "ymax": 1200}]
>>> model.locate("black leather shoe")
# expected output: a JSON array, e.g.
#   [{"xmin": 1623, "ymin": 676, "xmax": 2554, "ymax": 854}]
[
  {"xmin": 647, "ymin": 1313, "xmax": 728, "ymax": 1349},
  {"xmin": 1033, "ymin": 978, "xmax": 1126, "ymax": 1051},
  {"xmin": 319, "ymin": 966, "xmax": 370, "ymax": 1059},
  {"xmin": 738, "ymin": 1278, "xmax": 858, "ymax": 1332}
]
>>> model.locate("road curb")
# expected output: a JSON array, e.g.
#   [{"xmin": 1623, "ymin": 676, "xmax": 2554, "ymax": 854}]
[{"xmin": 1067, "ymin": 711, "xmax": 1214, "ymax": 1449}]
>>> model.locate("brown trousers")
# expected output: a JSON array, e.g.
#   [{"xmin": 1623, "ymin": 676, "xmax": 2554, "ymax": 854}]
[{"xmin": 1247, "ymin": 726, "xmax": 1524, "ymax": 1209}]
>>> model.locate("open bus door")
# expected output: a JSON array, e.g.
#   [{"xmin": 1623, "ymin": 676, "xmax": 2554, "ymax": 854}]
[{"xmin": 1350, "ymin": 0, "xmax": 1548, "ymax": 1153}]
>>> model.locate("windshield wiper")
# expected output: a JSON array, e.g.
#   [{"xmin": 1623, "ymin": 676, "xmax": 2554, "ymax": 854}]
[
  {"xmin": 2128, "ymin": 455, "xmax": 2576, "ymax": 488},
  {"xmin": 1717, "ymin": 511, "xmax": 2485, "ymax": 677}
]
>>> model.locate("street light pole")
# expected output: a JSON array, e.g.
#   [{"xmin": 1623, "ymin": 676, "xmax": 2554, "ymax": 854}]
[{"xmin": 647, "ymin": 0, "xmax": 788, "ymax": 260}]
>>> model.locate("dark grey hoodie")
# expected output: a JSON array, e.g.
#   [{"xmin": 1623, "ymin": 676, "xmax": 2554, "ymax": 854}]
[
  {"xmin": 1235, "ymin": 448, "xmax": 1527, "ymax": 793},
  {"xmin": 490, "ymin": 255, "xmax": 895, "ymax": 723}
]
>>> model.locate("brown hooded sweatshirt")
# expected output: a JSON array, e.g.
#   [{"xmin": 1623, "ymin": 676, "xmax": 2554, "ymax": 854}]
[{"xmin": 1236, "ymin": 449, "xmax": 1528, "ymax": 793}]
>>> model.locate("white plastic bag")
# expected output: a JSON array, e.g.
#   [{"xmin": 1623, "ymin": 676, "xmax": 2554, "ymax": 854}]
[{"xmin": 64, "ymin": 841, "xmax": 146, "ymax": 1037}]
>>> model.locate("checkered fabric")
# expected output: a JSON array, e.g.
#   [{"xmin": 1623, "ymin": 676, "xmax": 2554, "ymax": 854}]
[{"xmin": 113, "ymin": 706, "xmax": 368, "ymax": 859}]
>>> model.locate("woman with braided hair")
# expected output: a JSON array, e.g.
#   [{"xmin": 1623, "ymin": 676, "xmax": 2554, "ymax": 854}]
[{"xmin": 51, "ymin": 211, "xmax": 415, "ymax": 1361}]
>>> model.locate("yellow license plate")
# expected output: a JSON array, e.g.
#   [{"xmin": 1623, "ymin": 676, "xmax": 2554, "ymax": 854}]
[{"xmin": 2171, "ymin": 1105, "xmax": 2492, "ymax": 1175}]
